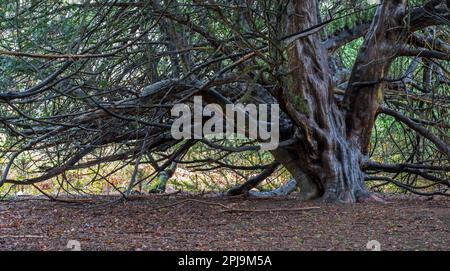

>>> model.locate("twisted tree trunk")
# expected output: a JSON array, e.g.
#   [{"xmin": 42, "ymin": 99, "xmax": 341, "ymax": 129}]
[{"xmin": 275, "ymin": 0, "xmax": 408, "ymax": 202}]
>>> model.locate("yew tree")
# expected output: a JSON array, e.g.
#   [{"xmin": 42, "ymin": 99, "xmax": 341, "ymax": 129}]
[{"xmin": 0, "ymin": 0, "xmax": 448, "ymax": 202}]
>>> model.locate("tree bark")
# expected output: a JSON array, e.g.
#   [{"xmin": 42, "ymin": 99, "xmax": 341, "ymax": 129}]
[
  {"xmin": 276, "ymin": 0, "xmax": 408, "ymax": 202},
  {"xmin": 344, "ymin": 0, "xmax": 408, "ymax": 154}
]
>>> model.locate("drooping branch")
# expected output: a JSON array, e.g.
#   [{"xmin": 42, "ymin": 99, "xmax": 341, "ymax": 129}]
[
  {"xmin": 365, "ymin": 176, "xmax": 449, "ymax": 196},
  {"xmin": 324, "ymin": 22, "xmax": 371, "ymax": 51},
  {"xmin": 364, "ymin": 161, "xmax": 449, "ymax": 185},
  {"xmin": 397, "ymin": 47, "xmax": 450, "ymax": 60},
  {"xmin": 323, "ymin": 0, "xmax": 450, "ymax": 51},
  {"xmin": 379, "ymin": 107, "xmax": 450, "ymax": 159},
  {"xmin": 226, "ymin": 161, "xmax": 280, "ymax": 196}
]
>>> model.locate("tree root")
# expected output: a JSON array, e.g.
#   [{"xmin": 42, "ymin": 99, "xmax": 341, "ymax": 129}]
[
  {"xmin": 356, "ymin": 193, "xmax": 388, "ymax": 204},
  {"xmin": 247, "ymin": 179, "xmax": 298, "ymax": 198}
]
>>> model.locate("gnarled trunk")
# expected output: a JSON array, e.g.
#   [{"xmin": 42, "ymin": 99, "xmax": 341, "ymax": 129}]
[
  {"xmin": 275, "ymin": 109, "xmax": 371, "ymax": 203},
  {"xmin": 273, "ymin": 0, "xmax": 408, "ymax": 202}
]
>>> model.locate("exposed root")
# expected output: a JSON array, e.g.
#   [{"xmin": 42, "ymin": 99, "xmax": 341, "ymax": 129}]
[
  {"xmin": 247, "ymin": 179, "xmax": 298, "ymax": 198},
  {"xmin": 356, "ymin": 193, "xmax": 388, "ymax": 204},
  {"xmin": 320, "ymin": 189, "xmax": 388, "ymax": 204}
]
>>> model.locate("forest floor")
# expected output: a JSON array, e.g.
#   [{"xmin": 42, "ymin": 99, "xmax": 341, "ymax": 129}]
[{"xmin": 0, "ymin": 193, "xmax": 448, "ymax": 251}]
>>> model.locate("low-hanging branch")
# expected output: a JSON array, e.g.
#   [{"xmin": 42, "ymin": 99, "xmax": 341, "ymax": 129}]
[{"xmin": 0, "ymin": 0, "xmax": 448, "ymax": 203}]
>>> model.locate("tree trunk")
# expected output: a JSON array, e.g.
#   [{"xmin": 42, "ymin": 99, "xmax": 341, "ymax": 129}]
[
  {"xmin": 277, "ymin": 0, "xmax": 407, "ymax": 202},
  {"xmin": 344, "ymin": 0, "xmax": 408, "ymax": 154},
  {"xmin": 277, "ymin": 108, "xmax": 372, "ymax": 203}
]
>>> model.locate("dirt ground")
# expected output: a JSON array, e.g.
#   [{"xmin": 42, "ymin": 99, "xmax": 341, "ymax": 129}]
[{"xmin": 0, "ymin": 194, "xmax": 448, "ymax": 251}]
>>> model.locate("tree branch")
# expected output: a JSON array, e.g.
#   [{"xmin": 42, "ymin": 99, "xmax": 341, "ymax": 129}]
[{"xmin": 379, "ymin": 107, "xmax": 450, "ymax": 159}]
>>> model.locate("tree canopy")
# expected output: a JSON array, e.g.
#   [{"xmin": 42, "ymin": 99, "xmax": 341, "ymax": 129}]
[{"xmin": 0, "ymin": 0, "xmax": 448, "ymax": 202}]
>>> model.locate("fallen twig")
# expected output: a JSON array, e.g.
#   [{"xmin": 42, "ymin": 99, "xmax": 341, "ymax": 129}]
[
  {"xmin": 32, "ymin": 184, "xmax": 95, "ymax": 204},
  {"xmin": 0, "ymin": 235, "xmax": 47, "ymax": 239},
  {"xmin": 220, "ymin": 206, "xmax": 321, "ymax": 213},
  {"xmin": 152, "ymin": 198, "xmax": 320, "ymax": 213}
]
